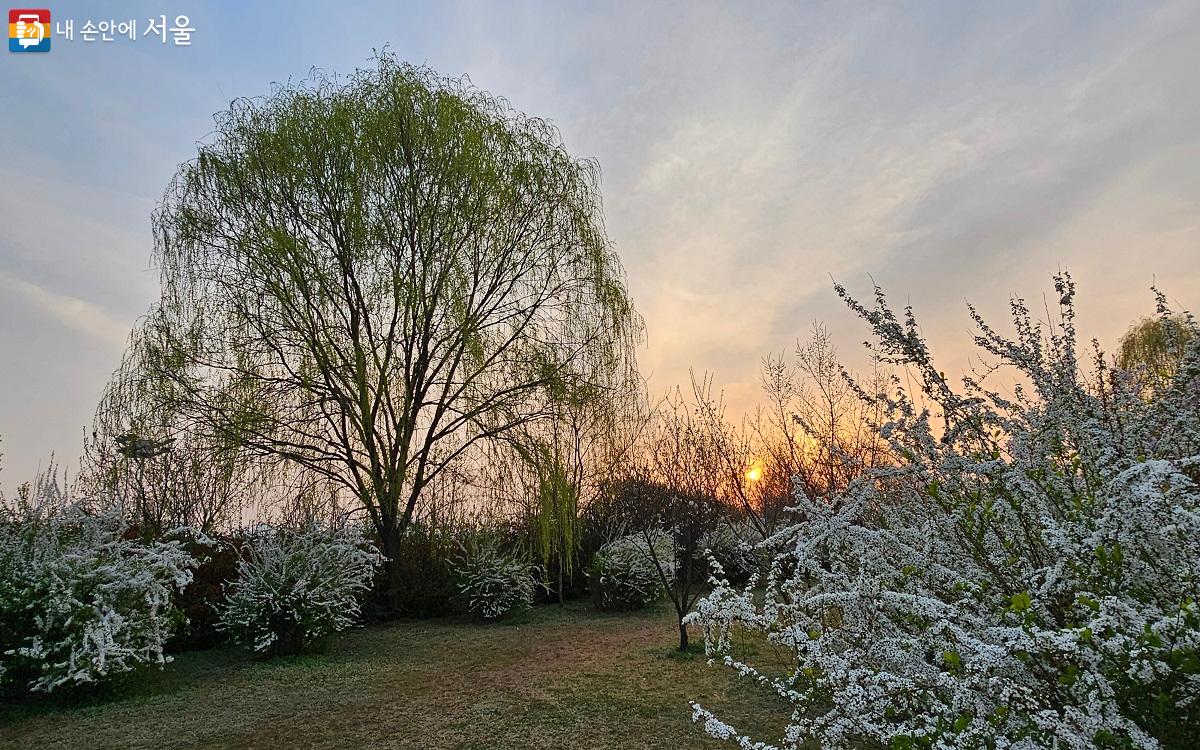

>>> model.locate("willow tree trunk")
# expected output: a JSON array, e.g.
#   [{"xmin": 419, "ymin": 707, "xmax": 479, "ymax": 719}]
[{"xmin": 380, "ymin": 523, "xmax": 404, "ymax": 614}]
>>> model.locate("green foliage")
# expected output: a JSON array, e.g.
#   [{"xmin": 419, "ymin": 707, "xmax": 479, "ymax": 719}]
[
  {"xmin": 166, "ymin": 537, "xmax": 242, "ymax": 652},
  {"xmin": 1117, "ymin": 312, "xmax": 1197, "ymax": 395},
  {"xmin": 516, "ymin": 438, "xmax": 580, "ymax": 590},
  {"xmin": 372, "ymin": 522, "xmax": 462, "ymax": 619},
  {"xmin": 123, "ymin": 53, "xmax": 644, "ymax": 614}
]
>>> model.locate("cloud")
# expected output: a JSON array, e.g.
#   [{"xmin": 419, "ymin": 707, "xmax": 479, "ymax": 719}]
[
  {"xmin": 567, "ymin": 1, "xmax": 1200, "ymax": 412},
  {"xmin": 0, "ymin": 272, "xmax": 128, "ymax": 346},
  {"xmin": 1, "ymin": 0, "xmax": 1199, "ymax": 485}
]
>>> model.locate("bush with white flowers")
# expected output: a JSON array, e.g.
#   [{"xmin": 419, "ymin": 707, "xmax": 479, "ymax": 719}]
[
  {"xmin": 698, "ymin": 522, "xmax": 760, "ymax": 585},
  {"xmin": 453, "ymin": 538, "xmax": 535, "ymax": 620},
  {"xmin": 0, "ymin": 479, "xmax": 197, "ymax": 696},
  {"xmin": 688, "ymin": 277, "xmax": 1200, "ymax": 750},
  {"xmin": 218, "ymin": 524, "xmax": 381, "ymax": 656},
  {"xmin": 590, "ymin": 533, "xmax": 674, "ymax": 611}
]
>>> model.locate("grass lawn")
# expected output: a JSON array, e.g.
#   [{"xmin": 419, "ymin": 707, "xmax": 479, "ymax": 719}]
[{"xmin": 0, "ymin": 601, "xmax": 787, "ymax": 749}]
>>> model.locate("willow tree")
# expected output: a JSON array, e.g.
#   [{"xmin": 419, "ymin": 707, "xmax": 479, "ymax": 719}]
[
  {"xmin": 82, "ymin": 338, "xmax": 262, "ymax": 536},
  {"xmin": 132, "ymin": 56, "xmax": 642, "ymax": 609},
  {"xmin": 509, "ymin": 368, "xmax": 646, "ymax": 605},
  {"xmin": 1117, "ymin": 303, "xmax": 1196, "ymax": 397}
]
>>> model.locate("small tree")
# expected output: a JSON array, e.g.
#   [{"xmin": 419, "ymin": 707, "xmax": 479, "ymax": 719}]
[
  {"xmin": 508, "ymin": 371, "xmax": 646, "ymax": 605},
  {"xmin": 83, "ymin": 342, "xmax": 259, "ymax": 536},
  {"xmin": 617, "ymin": 385, "xmax": 729, "ymax": 651},
  {"xmin": 748, "ymin": 322, "xmax": 889, "ymax": 529},
  {"xmin": 624, "ymin": 482, "xmax": 724, "ymax": 651}
]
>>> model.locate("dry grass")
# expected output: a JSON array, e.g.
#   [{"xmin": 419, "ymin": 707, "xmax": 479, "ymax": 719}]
[{"xmin": 0, "ymin": 601, "xmax": 786, "ymax": 749}]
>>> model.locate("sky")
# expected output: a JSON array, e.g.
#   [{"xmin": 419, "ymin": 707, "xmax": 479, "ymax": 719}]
[{"xmin": 1, "ymin": 1, "xmax": 1198, "ymax": 492}]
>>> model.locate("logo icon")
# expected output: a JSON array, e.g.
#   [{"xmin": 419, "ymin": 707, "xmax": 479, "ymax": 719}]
[{"xmin": 9, "ymin": 8, "xmax": 50, "ymax": 52}]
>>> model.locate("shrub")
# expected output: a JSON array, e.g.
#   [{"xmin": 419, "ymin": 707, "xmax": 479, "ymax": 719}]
[
  {"xmin": 217, "ymin": 524, "xmax": 381, "ymax": 656},
  {"xmin": 590, "ymin": 533, "xmax": 673, "ymax": 611},
  {"xmin": 698, "ymin": 522, "xmax": 760, "ymax": 585},
  {"xmin": 166, "ymin": 535, "xmax": 241, "ymax": 652},
  {"xmin": 0, "ymin": 478, "xmax": 197, "ymax": 697},
  {"xmin": 453, "ymin": 537, "xmax": 536, "ymax": 621},
  {"xmin": 374, "ymin": 522, "xmax": 461, "ymax": 619},
  {"xmin": 689, "ymin": 276, "xmax": 1200, "ymax": 749}
]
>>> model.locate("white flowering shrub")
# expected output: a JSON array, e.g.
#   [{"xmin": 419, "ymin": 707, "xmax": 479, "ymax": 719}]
[
  {"xmin": 689, "ymin": 277, "xmax": 1200, "ymax": 749},
  {"xmin": 453, "ymin": 538, "xmax": 536, "ymax": 620},
  {"xmin": 698, "ymin": 521, "xmax": 760, "ymax": 585},
  {"xmin": 218, "ymin": 524, "xmax": 382, "ymax": 656},
  {"xmin": 0, "ymin": 476, "xmax": 197, "ymax": 696},
  {"xmin": 590, "ymin": 533, "xmax": 674, "ymax": 611}
]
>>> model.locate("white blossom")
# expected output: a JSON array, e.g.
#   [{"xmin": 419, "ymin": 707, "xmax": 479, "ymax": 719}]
[
  {"xmin": 690, "ymin": 276, "xmax": 1200, "ymax": 749},
  {"xmin": 0, "ymin": 478, "xmax": 197, "ymax": 695},
  {"xmin": 452, "ymin": 538, "xmax": 536, "ymax": 620},
  {"xmin": 590, "ymin": 533, "xmax": 675, "ymax": 611},
  {"xmin": 217, "ymin": 524, "xmax": 381, "ymax": 655}
]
